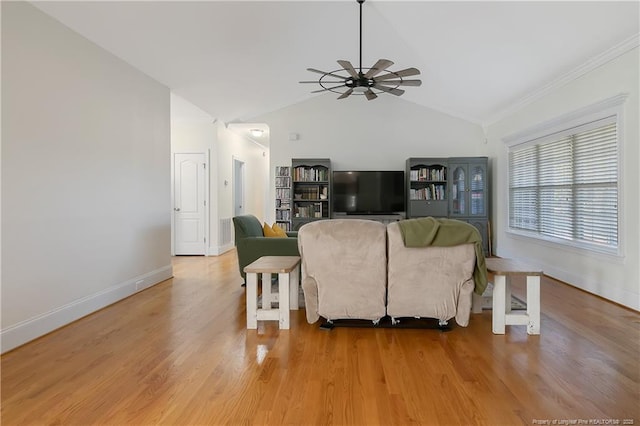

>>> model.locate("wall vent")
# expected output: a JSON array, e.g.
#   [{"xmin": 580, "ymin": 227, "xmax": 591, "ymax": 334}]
[{"xmin": 219, "ymin": 218, "xmax": 233, "ymax": 246}]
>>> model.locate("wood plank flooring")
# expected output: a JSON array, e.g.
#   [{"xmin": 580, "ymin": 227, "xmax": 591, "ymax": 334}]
[{"xmin": 2, "ymin": 251, "xmax": 639, "ymax": 425}]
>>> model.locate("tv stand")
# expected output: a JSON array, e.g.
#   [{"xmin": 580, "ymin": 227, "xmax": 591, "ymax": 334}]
[{"xmin": 332, "ymin": 212, "xmax": 405, "ymax": 224}]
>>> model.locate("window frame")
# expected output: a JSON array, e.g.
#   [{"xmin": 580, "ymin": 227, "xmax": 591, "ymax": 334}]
[{"xmin": 503, "ymin": 94, "xmax": 627, "ymax": 257}]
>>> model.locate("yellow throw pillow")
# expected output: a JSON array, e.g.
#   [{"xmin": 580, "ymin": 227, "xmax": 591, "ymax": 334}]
[
  {"xmin": 271, "ymin": 223, "xmax": 288, "ymax": 237},
  {"xmin": 263, "ymin": 222, "xmax": 278, "ymax": 237}
]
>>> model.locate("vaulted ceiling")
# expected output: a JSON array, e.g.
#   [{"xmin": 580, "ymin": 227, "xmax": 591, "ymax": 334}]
[{"xmin": 32, "ymin": 1, "xmax": 639, "ymax": 125}]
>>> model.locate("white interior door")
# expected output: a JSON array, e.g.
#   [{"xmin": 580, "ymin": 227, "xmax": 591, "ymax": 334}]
[
  {"xmin": 233, "ymin": 158, "xmax": 245, "ymax": 217},
  {"xmin": 174, "ymin": 153, "xmax": 207, "ymax": 255}
]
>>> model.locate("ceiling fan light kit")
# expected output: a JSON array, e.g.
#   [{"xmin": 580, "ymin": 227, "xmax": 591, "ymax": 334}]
[{"xmin": 301, "ymin": 0, "xmax": 421, "ymax": 100}]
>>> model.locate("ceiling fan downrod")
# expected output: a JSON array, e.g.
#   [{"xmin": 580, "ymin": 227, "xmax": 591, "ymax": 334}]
[{"xmin": 358, "ymin": 0, "xmax": 364, "ymax": 74}]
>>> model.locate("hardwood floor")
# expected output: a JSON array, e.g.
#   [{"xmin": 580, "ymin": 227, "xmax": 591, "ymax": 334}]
[{"xmin": 2, "ymin": 251, "xmax": 639, "ymax": 425}]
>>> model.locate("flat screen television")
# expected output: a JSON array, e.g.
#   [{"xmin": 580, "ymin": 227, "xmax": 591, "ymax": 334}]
[{"xmin": 332, "ymin": 171, "xmax": 405, "ymax": 215}]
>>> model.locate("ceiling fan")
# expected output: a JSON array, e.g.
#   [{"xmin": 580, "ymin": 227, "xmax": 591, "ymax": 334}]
[{"xmin": 300, "ymin": 0, "xmax": 421, "ymax": 100}]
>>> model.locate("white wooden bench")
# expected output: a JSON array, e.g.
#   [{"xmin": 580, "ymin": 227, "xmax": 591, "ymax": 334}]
[
  {"xmin": 244, "ymin": 256, "xmax": 301, "ymax": 330},
  {"xmin": 486, "ymin": 258, "xmax": 543, "ymax": 335}
]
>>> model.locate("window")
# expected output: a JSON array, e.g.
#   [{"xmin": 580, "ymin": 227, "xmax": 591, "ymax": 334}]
[{"xmin": 506, "ymin": 95, "xmax": 625, "ymax": 255}]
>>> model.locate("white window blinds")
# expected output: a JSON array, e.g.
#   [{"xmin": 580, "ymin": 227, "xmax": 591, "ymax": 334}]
[{"xmin": 508, "ymin": 117, "xmax": 618, "ymax": 252}]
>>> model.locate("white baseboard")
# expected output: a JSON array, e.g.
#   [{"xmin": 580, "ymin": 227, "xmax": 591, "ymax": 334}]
[
  {"xmin": 539, "ymin": 262, "xmax": 639, "ymax": 311},
  {"xmin": 0, "ymin": 265, "xmax": 173, "ymax": 354},
  {"xmin": 208, "ymin": 243, "xmax": 234, "ymax": 256}
]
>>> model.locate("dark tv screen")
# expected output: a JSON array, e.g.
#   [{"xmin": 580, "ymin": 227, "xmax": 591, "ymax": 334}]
[{"xmin": 333, "ymin": 171, "xmax": 405, "ymax": 214}]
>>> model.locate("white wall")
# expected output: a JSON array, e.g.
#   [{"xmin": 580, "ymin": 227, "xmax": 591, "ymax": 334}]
[
  {"xmin": 1, "ymin": 2, "xmax": 173, "ymax": 352},
  {"xmin": 487, "ymin": 48, "xmax": 639, "ymax": 310},
  {"xmin": 170, "ymin": 95, "xmax": 270, "ymax": 255},
  {"xmin": 252, "ymin": 93, "xmax": 485, "ymax": 223}
]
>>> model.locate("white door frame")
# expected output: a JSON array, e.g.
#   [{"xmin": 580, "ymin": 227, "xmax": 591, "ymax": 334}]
[{"xmin": 171, "ymin": 151, "xmax": 210, "ymax": 256}]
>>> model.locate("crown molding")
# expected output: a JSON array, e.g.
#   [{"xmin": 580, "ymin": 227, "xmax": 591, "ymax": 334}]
[
  {"xmin": 502, "ymin": 92, "xmax": 628, "ymax": 146},
  {"xmin": 486, "ymin": 33, "xmax": 639, "ymax": 126}
]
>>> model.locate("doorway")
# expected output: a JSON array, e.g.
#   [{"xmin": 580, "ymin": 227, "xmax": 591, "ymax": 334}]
[
  {"xmin": 173, "ymin": 152, "xmax": 207, "ymax": 255},
  {"xmin": 233, "ymin": 157, "xmax": 245, "ymax": 217}
]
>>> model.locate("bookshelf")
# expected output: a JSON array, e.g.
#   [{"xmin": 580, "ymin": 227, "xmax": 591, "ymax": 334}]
[
  {"xmin": 291, "ymin": 158, "xmax": 331, "ymax": 231},
  {"xmin": 275, "ymin": 165, "xmax": 292, "ymax": 231},
  {"xmin": 407, "ymin": 159, "xmax": 448, "ymax": 217}
]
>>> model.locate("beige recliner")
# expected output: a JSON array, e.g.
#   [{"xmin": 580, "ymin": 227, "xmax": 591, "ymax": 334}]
[
  {"xmin": 297, "ymin": 219, "xmax": 387, "ymax": 324},
  {"xmin": 386, "ymin": 221, "xmax": 476, "ymax": 326}
]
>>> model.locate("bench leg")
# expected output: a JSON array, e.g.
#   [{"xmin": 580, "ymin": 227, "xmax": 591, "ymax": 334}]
[
  {"xmin": 527, "ymin": 275, "xmax": 541, "ymax": 335},
  {"xmin": 492, "ymin": 274, "xmax": 507, "ymax": 334},
  {"xmin": 262, "ymin": 272, "xmax": 272, "ymax": 309},
  {"xmin": 246, "ymin": 272, "xmax": 258, "ymax": 329},
  {"xmin": 278, "ymin": 272, "xmax": 290, "ymax": 329},
  {"xmin": 289, "ymin": 264, "xmax": 300, "ymax": 311},
  {"xmin": 472, "ymin": 292, "xmax": 483, "ymax": 314},
  {"xmin": 505, "ymin": 276, "xmax": 512, "ymax": 314}
]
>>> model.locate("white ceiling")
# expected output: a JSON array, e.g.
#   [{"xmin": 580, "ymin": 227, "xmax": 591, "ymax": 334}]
[{"xmin": 32, "ymin": 1, "xmax": 639, "ymax": 125}]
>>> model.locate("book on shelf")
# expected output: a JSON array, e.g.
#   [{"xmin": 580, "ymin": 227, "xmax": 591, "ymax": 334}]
[
  {"xmin": 276, "ymin": 188, "xmax": 291, "ymax": 200},
  {"xmin": 276, "ymin": 221, "xmax": 291, "ymax": 231},
  {"xmin": 293, "ymin": 167, "xmax": 328, "ymax": 182},
  {"xmin": 276, "ymin": 210, "xmax": 291, "ymax": 221},
  {"xmin": 275, "ymin": 176, "xmax": 291, "ymax": 187},
  {"xmin": 294, "ymin": 186, "xmax": 324, "ymax": 200},
  {"xmin": 294, "ymin": 202, "xmax": 324, "ymax": 219},
  {"xmin": 276, "ymin": 166, "xmax": 291, "ymax": 177},
  {"xmin": 410, "ymin": 167, "xmax": 446, "ymax": 181},
  {"xmin": 409, "ymin": 184, "xmax": 446, "ymax": 200}
]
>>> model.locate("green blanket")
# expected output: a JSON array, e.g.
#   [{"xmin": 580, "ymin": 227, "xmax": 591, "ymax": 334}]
[{"xmin": 398, "ymin": 217, "xmax": 488, "ymax": 295}]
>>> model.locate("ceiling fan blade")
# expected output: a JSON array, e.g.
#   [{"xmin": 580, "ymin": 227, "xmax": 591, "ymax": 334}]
[
  {"xmin": 364, "ymin": 59, "xmax": 394, "ymax": 78},
  {"xmin": 376, "ymin": 67, "xmax": 421, "ymax": 81},
  {"xmin": 311, "ymin": 84, "xmax": 347, "ymax": 94},
  {"xmin": 299, "ymin": 80, "xmax": 345, "ymax": 84},
  {"xmin": 337, "ymin": 88, "xmax": 354, "ymax": 99},
  {"xmin": 374, "ymin": 84, "xmax": 405, "ymax": 96},
  {"xmin": 307, "ymin": 68, "xmax": 349, "ymax": 80},
  {"xmin": 364, "ymin": 89, "xmax": 377, "ymax": 101},
  {"xmin": 337, "ymin": 60, "xmax": 359, "ymax": 79},
  {"xmin": 377, "ymin": 79, "xmax": 422, "ymax": 87}
]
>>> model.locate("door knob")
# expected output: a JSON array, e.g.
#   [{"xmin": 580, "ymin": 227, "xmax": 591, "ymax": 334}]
[{"xmin": 174, "ymin": 207, "xmax": 181, "ymax": 212}]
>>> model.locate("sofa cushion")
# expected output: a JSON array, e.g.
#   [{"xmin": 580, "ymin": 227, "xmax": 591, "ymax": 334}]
[
  {"xmin": 387, "ymin": 221, "xmax": 476, "ymax": 326},
  {"xmin": 298, "ymin": 219, "xmax": 387, "ymax": 323}
]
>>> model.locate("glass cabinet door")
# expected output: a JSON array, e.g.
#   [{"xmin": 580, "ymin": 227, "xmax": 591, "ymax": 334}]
[
  {"xmin": 470, "ymin": 164, "xmax": 485, "ymax": 216},
  {"xmin": 451, "ymin": 166, "xmax": 466, "ymax": 215},
  {"xmin": 450, "ymin": 162, "xmax": 486, "ymax": 217}
]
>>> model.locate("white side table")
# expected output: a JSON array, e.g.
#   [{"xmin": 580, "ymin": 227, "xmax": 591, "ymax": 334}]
[
  {"xmin": 244, "ymin": 256, "xmax": 300, "ymax": 330},
  {"xmin": 486, "ymin": 258, "xmax": 543, "ymax": 335}
]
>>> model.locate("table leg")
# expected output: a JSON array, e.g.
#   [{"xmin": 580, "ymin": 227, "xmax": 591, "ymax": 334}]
[
  {"xmin": 290, "ymin": 265, "xmax": 300, "ymax": 311},
  {"xmin": 505, "ymin": 275, "xmax": 512, "ymax": 314},
  {"xmin": 472, "ymin": 292, "xmax": 483, "ymax": 314},
  {"xmin": 262, "ymin": 272, "xmax": 272, "ymax": 309},
  {"xmin": 246, "ymin": 272, "xmax": 258, "ymax": 329},
  {"xmin": 279, "ymin": 272, "xmax": 290, "ymax": 329},
  {"xmin": 527, "ymin": 275, "xmax": 541, "ymax": 335},
  {"xmin": 492, "ymin": 274, "xmax": 507, "ymax": 334}
]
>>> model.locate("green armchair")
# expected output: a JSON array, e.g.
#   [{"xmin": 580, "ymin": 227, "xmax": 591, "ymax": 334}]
[{"xmin": 232, "ymin": 215, "xmax": 300, "ymax": 283}]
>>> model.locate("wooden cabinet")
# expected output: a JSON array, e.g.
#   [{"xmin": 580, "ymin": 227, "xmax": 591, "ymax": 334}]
[
  {"xmin": 407, "ymin": 157, "xmax": 490, "ymax": 255},
  {"xmin": 291, "ymin": 158, "xmax": 331, "ymax": 231}
]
